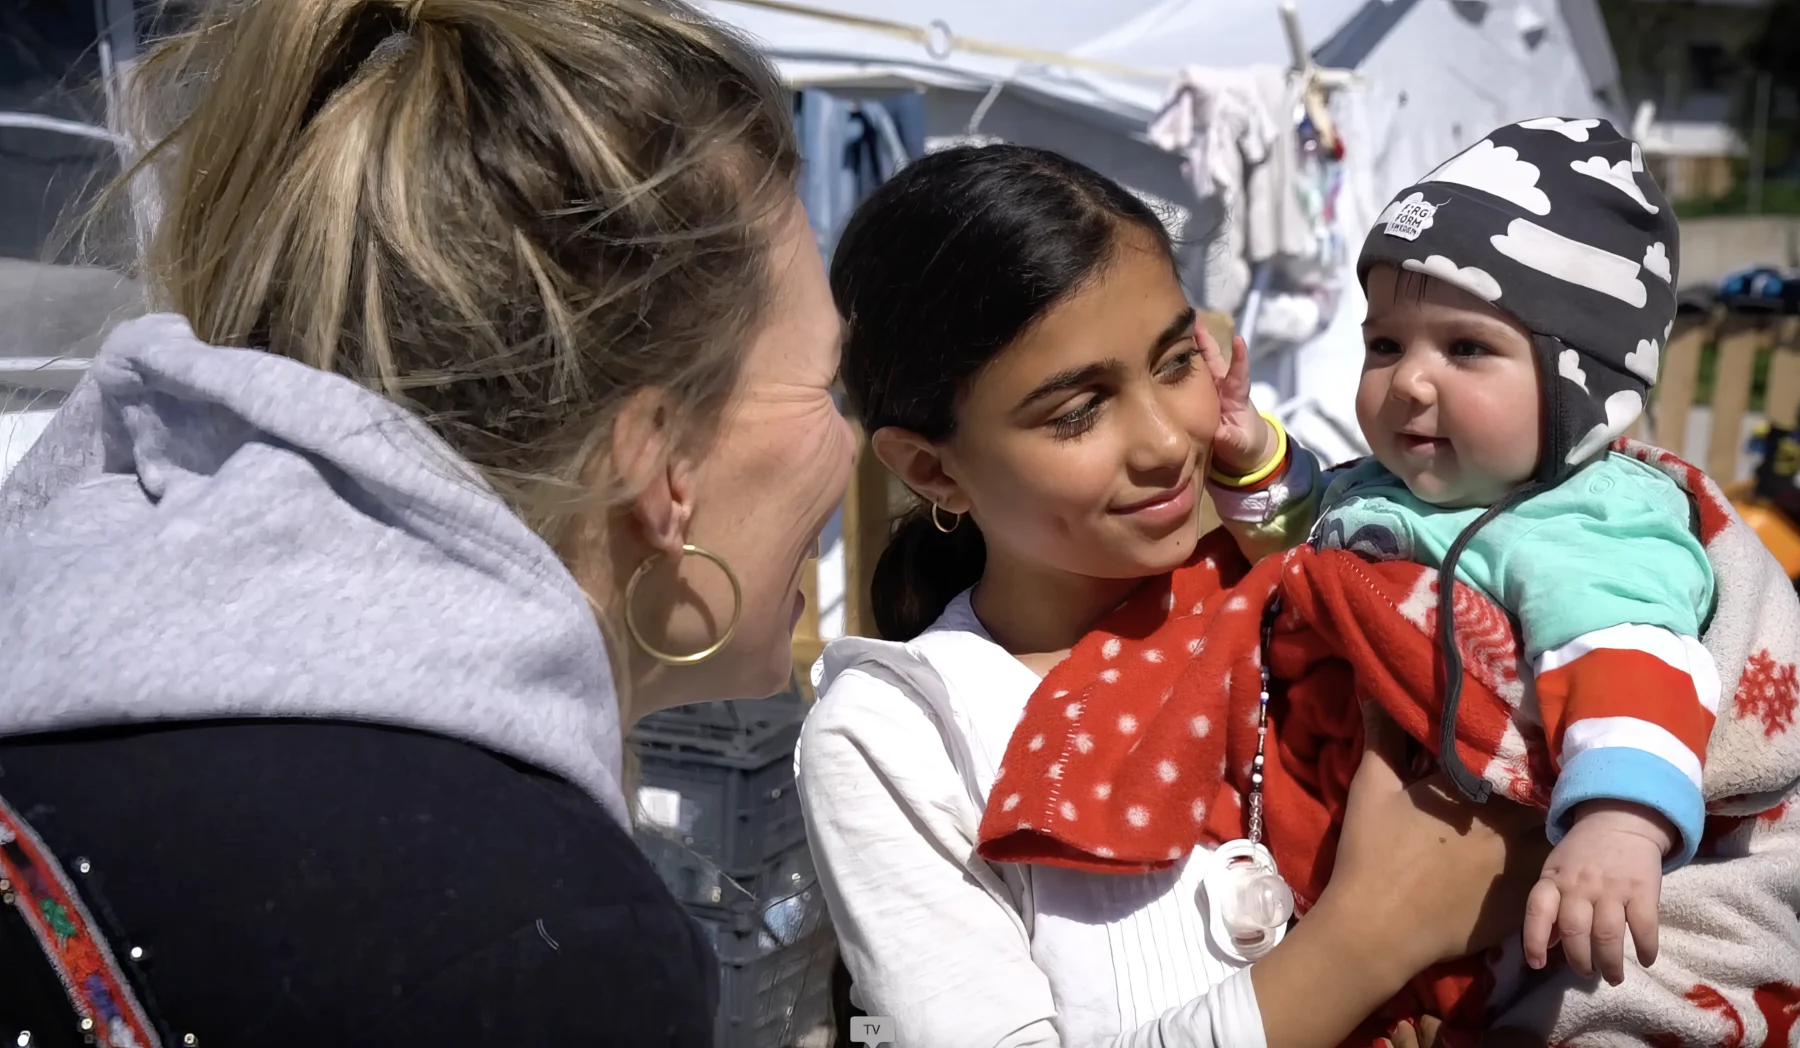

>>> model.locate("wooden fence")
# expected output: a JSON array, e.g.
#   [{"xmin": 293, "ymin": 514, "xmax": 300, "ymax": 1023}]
[{"xmin": 1652, "ymin": 311, "xmax": 1800, "ymax": 482}]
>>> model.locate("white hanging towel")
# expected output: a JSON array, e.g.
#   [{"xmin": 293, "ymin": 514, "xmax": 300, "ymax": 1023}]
[{"xmin": 1148, "ymin": 66, "xmax": 1317, "ymax": 314}]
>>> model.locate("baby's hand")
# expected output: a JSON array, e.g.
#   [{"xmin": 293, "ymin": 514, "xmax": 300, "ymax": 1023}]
[
  {"xmin": 1523, "ymin": 800, "xmax": 1674, "ymax": 985},
  {"xmin": 1195, "ymin": 321, "xmax": 1277, "ymax": 476}
]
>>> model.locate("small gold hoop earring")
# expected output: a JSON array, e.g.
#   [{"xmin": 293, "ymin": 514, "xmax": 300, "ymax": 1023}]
[
  {"xmin": 931, "ymin": 503, "xmax": 962, "ymax": 534},
  {"xmin": 623, "ymin": 544, "xmax": 743, "ymax": 666}
]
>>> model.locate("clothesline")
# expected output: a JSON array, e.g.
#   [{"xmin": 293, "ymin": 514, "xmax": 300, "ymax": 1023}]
[
  {"xmin": 718, "ymin": 0, "xmax": 1176, "ymax": 81},
  {"xmin": 725, "ymin": 0, "xmax": 1359, "ymax": 154}
]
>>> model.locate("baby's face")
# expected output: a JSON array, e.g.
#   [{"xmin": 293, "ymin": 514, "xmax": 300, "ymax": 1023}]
[{"xmin": 1356, "ymin": 266, "xmax": 1540, "ymax": 507}]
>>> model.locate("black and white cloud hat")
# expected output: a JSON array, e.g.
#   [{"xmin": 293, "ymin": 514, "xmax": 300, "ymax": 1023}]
[{"xmin": 1357, "ymin": 117, "xmax": 1680, "ymax": 486}]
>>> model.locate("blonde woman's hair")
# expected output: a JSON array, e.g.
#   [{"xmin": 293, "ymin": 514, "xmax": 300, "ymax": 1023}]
[{"xmin": 102, "ymin": 0, "xmax": 799, "ymax": 540}]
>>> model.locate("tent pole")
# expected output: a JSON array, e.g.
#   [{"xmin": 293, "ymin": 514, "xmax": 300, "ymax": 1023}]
[{"xmin": 93, "ymin": 0, "xmax": 160, "ymax": 265}]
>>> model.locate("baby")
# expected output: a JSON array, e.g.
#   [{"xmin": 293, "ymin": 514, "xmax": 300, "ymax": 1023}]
[{"xmin": 1208, "ymin": 118, "xmax": 1717, "ymax": 987}]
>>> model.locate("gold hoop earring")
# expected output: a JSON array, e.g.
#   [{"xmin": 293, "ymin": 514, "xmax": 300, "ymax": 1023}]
[
  {"xmin": 623, "ymin": 544, "xmax": 743, "ymax": 666},
  {"xmin": 931, "ymin": 503, "xmax": 962, "ymax": 534}
]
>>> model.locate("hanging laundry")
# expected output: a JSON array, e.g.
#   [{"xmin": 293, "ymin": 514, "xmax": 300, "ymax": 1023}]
[
  {"xmin": 794, "ymin": 89, "xmax": 926, "ymax": 261},
  {"xmin": 1149, "ymin": 66, "xmax": 1317, "ymax": 315}
]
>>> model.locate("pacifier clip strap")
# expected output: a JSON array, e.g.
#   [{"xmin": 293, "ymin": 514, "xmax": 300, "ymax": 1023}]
[{"xmin": 1247, "ymin": 592, "xmax": 1281, "ymax": 848}]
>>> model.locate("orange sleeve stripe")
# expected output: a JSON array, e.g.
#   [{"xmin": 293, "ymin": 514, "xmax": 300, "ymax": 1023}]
[{"xmin": 1536, "ymin": 648, "xmax": 1715, "ymax": 764}]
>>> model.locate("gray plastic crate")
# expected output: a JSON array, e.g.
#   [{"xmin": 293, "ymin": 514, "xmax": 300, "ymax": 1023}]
[{"xmin": 632, "ymin": 691, "xmax": 836, "ymax": 1048}]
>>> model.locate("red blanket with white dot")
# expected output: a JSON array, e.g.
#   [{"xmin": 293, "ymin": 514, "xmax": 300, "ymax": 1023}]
[{"xmin": 976, "ymin": 442, "xmax": 1800, "ymax": 1047}]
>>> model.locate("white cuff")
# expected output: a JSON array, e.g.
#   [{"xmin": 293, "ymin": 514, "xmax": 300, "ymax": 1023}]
[{"xmin": 1208, "ymin": 451, "xmax": 1317, "ymax": 524}]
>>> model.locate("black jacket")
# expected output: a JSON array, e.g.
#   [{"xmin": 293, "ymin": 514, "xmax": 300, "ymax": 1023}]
[{"xmin": 0, "ymin": 719, "xmax": 716, "ymax": 1047}]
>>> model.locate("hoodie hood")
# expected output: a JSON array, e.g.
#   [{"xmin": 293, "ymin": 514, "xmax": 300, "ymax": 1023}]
[{"xmin": 0, "ymin": 314, "xmax": 629, "ymax": 826}]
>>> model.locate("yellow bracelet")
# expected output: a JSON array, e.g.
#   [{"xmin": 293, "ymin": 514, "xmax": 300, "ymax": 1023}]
[{"xmin": 1208, "ymin": 411, "xmax": 1288, "ymax": 488}]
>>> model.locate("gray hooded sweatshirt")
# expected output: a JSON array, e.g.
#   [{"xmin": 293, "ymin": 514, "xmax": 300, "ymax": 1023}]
[{"xmin": 0, "ymin": 313, "xmax": 630, "ymax": 827}]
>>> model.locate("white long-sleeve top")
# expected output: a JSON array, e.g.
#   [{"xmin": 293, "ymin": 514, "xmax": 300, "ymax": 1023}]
[{"xmin": 795, "ymin": 592, "xmax": 1268, "ymax": 1048}]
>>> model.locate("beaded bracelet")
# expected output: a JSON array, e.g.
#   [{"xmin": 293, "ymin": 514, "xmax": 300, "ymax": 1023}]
[{"xmin": 1207, "ymin": 411, "xmax": 1288, "ymax": 488}]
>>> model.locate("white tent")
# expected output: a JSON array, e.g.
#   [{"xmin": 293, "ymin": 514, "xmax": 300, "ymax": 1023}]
[
  {"xmin": 1, "ymin": 1, "xmax": 1629, "ymax": 494},
  {"xmin": 0, "ymin": 260, "xmax": 142, "ymax": 479},
  {"xmin": 703, "ymin": 0, "xmax": 1627, "ymax": 464}
]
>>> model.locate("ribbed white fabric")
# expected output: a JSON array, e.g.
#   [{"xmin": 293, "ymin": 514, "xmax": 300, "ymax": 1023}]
[
  {"xmin": 799, "ymin": 591, "xmax": 1266, "ymax": 1048},
  {"xmin": 1101, "ymin": 862, "xmax": 1242, "ymax": 1031},
  {"xmin": 919, "ymin": 598, "xmax": 1249, "ymax": 1042}
]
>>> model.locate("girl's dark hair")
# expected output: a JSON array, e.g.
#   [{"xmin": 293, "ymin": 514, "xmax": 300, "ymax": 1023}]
[{"xmin": 831, "ymin": 144, "xmax": 1176, "ymax": 641}]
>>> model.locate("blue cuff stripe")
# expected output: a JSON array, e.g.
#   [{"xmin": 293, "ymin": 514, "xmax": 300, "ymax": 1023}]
[{"xmin": 1548, "ymin": 747, "xmax": 1704, "ymax": 870}]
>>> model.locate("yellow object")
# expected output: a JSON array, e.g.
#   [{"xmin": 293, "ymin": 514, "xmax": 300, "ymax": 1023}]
[
  {"xmin": 1773, "ymin": 434, "xmax": 1800, "ymax": 478},
  {"xmin": 623, "ymin": 543, "xmax": 743, "ymax": 665},
  {"xmin": 1209, "ymin": 411, "xmax": 1289, "ymax": 488},
  {"xmin": 1734, "ymin": 499, "xmax": 1800, "ymax": 580}
]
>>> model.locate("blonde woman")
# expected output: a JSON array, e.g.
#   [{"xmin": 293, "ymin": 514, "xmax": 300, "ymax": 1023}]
[{"xmin": 0, "ymin": 1, "xmax": 849, "ymax": 1045}]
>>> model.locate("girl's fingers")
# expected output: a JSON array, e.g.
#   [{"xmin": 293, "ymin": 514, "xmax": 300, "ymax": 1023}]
[{"xmin": 1355, "ymin": 705, "xmax": 1409, "ymax": 789}]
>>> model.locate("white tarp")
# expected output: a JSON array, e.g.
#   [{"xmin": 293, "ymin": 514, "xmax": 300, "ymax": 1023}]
[
  {"xmin": 0, "ymin": 260, "xmax": 142, "ymax": 480},
  {"xmin": 702, "ymin": 0, "xmax": 1372, "ymax": 125},
  {"xmin": 1, "ymin": 1, "xmax": 1629, "ymax": 488},
  {"xmin": 703, "ymin": 0, "xmax": 1621, "ymax": 196},
  {"xmin": 702, "ymin": 0, "xmax": 1627, "ymax": 463}
]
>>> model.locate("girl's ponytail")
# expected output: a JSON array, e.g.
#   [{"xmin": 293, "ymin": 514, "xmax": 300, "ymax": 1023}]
[{"xmin": 869, "ymin": 508, "xmax": 987, "ymax": 641}]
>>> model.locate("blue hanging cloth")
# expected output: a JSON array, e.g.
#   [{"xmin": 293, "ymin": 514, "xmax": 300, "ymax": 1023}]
[
  {"xmin": 792, "ymin": 89, "xmax": 925, "ymax": 638},
  {"xmin": 795, "ymin": 89, "xmax": 926, "ymax": 261}
]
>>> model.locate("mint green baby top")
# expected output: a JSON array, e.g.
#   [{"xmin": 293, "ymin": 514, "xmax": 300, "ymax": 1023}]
[{"xmin": 1314, "ymin": 452, "xmax": 1714, "ymax": 658}]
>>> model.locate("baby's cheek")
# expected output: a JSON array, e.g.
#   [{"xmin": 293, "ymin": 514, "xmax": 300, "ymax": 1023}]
[
  {"xmin": 1458, "ymin": 402, "xmax": 1540, "ymax": 483},
  {"xmin": 1492, "ymin": 376, "xmax": 1542, "ymax": 473},
  {"xmin": 1497, "ymin": 423, "xmax": 1542, "ymax": 481}
]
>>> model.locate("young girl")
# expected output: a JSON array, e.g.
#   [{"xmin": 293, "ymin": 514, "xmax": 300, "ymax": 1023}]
[
  {"xmin": 797, "ymin": 144, "xmax": 1548, "ymax": 1048},
  {"xmin": 1208, "ymin": 118, "xmax": 1709, "ymax": 989}
]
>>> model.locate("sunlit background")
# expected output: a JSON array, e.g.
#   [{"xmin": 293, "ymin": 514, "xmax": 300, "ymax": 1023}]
[{"xmin": 5, "ymin": 2, "xmax": 1796, "ymax": 1044}]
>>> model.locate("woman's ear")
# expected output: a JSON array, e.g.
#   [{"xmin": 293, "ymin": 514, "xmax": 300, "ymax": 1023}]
[
  {"xmin": 612, "ymin": 388, "xmax": 693, "ymax": 557},
  {"xmin": 869, "ymin": 426, "xmax": 968, "ymax": 514}
]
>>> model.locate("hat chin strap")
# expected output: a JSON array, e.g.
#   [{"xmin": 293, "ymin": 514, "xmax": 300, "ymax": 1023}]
[
  {"xmin": 1532, "ymin": 332, "xmax": 1587, "ymax": 487},
  {"xmin": 1433, "ymin": 482, "xmax": 1544, "ymax": 802}
]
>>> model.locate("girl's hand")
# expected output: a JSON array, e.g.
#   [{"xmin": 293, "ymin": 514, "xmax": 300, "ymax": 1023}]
[
  {"xmin": 1196, "ymin": 321, "xmax": 1277, "ymax": 476},
  {"xmin": 1320, "ymin": 709, "xmax": 1551, "ymax": 982},
  {"xmin": 1252, "ymin": 710, "xmax": 1551, "ymax": 1048},
  {"xmin": 1379, "ymin": 1016, "xmax": 1446, "ymax": 1048},
  {"xmin": 1378, "ymin": 1019, "xmax": 1546, "ymax": 1048}
]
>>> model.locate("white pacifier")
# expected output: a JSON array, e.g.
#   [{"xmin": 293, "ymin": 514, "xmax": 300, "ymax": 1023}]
[
  {"xmin": 1197, "ymin": 593, "xmax": 1297, "ymax": 963},
  {"xmin": 1199, "ymin": 838, "xmax": 1295, "ymax": 962}
]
